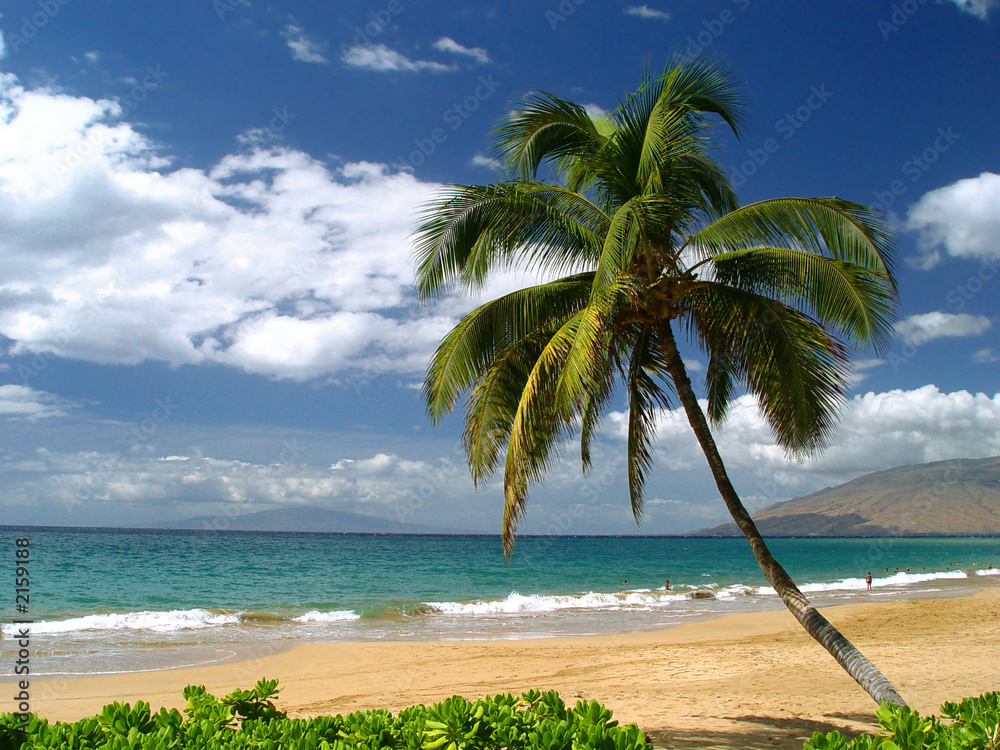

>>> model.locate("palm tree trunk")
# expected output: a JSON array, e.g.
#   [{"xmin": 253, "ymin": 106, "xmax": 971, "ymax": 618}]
[{"xmin": 658, "ymin": 322, "xmax": 905, "ymax": 706}]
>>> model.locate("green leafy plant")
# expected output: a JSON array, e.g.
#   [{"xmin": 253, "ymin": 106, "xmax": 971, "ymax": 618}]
[
  {"xmin": 3, "ymin": 682, "xmax": 995, "ymax": 750},
  {"xmin": 221, "ymin": 678, "xmax": 286, "ymax": 727},
  {"xmin": 0, "ymin": 682, "xmax": 654, "ymax": 750},
  {"xmin": 804, "ymin": 692, "xmax": 1000, "ymax": 750}
]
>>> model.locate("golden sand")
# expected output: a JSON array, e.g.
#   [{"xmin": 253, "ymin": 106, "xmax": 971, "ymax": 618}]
[{"xmin": 20, "ymin": 588, "xmax": 1000, "ymax": 749}]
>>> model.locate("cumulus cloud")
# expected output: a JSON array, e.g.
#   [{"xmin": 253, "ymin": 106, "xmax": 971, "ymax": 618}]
[
  {"xmin": 470, "ymin": 154, "xmax": 501, "ymax": 170},
  {"xmin": 944, "ymin": 0, "xmax": 999, "ymax": 18},
  {"xmin": 906, "ymin": 172, "xmax": 1000, "ymax": 267},
  {"xmin": 605, "ymin": 385, "xmax": 1000, "ymax": 489},
  {"xmin": 281, "ymin": 24, "xmax": 329, "ymax": 64},
  {"xmin": 432, "ymin": 37, "xmax": 490, "ymax": 64},
  {"xmin": 0, "ymin": 73, "xmax": 556, "ymax": 381},
  {"xmin": 894, "ymin": 312, "xmax": 991, "ymax": 345},
  {"xmin": 0, "ymin": 385, "xmax": 77, "ymax": 419},
  {"xmin": 341, "ymin": 44, "xmax": 453, "ymax": 73},
  {"xmin": 0, "ymin": 449, "xmax": 469, "ymax": 524},
  {"xmin": 624, "ymin": 5, "xmax": 671, "ymax": 21}
]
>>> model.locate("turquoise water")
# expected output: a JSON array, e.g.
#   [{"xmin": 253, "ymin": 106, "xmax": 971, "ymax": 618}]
[{"xmin": 1, "ymin": 527, "xmax": 999, "ymax": 676}]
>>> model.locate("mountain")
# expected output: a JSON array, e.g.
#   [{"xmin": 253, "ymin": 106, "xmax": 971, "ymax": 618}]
[
  {"xmin": 693, "ymin": 456, "xmax": 1000, "ymax": 537},
  {"xmin": 164, "ymin": 506, "xmax": 462, "ymax": 534}
]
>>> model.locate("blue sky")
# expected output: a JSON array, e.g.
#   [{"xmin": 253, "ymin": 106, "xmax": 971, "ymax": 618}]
[{"xmin": 1, "ymin": 0, "xmax": 999, "ymax": 535}]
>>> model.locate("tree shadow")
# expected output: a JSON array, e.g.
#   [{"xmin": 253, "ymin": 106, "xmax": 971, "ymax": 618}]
[{"xmin": 644, "ymin": 713, "xmax": 878, "ymax": 750}]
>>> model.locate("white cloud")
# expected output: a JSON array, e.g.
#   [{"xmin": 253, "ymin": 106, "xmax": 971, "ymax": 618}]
[
  {"xmin": 0, "ymin": 72, "xmax": 555, "ymax": 382},
  {"xmin": 1, "ymin": 31, "xmax": 7, "ymax": 60},
  {"xmin": 683, "ymin": 358, "xmax": 705, "ymax": 372},
  {"xmin": 341, "ymin": 44, "xmax": 453, "ymax": 73},
  {"xmin": 281, "ymin": 24, "xmax": 329, "ymax": 64},
  {"xmin": 906, "ymin": 172, "xmax": 1000, "ymax": 267},
  {"xmin": 624, "ymin": 5, "xmax": 671, "ymax": 21},
  {"xmin": 432, "ymin": 37, "xmax": 490, "ymax": 64},
  {"xmin": 0, "ymin": 385, "xmax": 77, "ymax": 419},
  {"xmin": 583, "ymin": 103, "xmax": 608, "ymax": 120},
  {"xmin": 973, "ymin": 348, "xmax": 1000, "ymax": 363},
  {"xmin": 853, "ymin": 358, "xmax": 885, "ymax": 371},
  {"xmin": 470, "ymin": 154, "xmax": 501, "ymax": 170},
  {"xmin": 605, "ymin": 385, "xmax": 1000, "ymax": 490},
  {"xmin": 894, "ymin": 312, "xmax": 991, "ymax": 345},
  {"xmin": 944, "ymin": 0, "xmax": 999, "ymax": 18},
  {"xmin": 0, "ymin": 449, "xmax": 470, "ymax": 526}
]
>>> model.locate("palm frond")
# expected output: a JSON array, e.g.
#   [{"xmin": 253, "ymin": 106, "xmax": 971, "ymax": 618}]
[
  {"xmin": 492, "ymin": 91, "xmax": 606, "ymax": 180},
  {"xmin": 709, "ymin": 246, "xmax": 897, "ymax": 351},
  {"xmin": 423, "ymin": 274, "xmax": 594, "ymax": 424},
  {"xmin": 683, "ymin": 198, "xmax": 897, "ymax": 284},
  {"xmin": 683, "ymin": 284, "xmax": 852, "ymax": 456},
  {"xmin": 413, "ymin": 183, "xmax": 608, "ymax": 298},
  {"xmin": 625, "ymin": 326, "xmax": 674, "ymax": 521}
]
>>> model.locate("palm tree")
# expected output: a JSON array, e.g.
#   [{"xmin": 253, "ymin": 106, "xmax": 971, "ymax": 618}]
[{"xmin": 412, "ymin": 59, "xmax": 904, "ymax": 706}]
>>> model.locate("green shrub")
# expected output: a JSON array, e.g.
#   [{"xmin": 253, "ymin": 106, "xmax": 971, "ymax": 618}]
[
  {"xmin": 0, "ymin": 682, "xmax": 652, "ymax": 750},
  {"xmin": 804, "ymin": 692, "xmax": 1000, "ymax": 750},
  {"xmin": 7, "ymin": 684, "xmax": 995, "ymax": 749}
]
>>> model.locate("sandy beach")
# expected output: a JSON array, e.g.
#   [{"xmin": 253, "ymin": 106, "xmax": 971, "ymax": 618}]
[{"xmin": 19, "ymin": 587, "xmax": 1000, "ymax": 750}]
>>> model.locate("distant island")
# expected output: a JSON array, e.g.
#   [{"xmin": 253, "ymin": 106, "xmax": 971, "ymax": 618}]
[
  {"xmin": 693, "ymin": 456, "xmax": 1000, "ymax": 537},
  {"xmin": 163, "ymin": 506, "xmax": 463, "ymax": 535}
]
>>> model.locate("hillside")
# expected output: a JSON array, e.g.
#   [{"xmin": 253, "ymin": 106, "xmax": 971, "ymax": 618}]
[
  {"xmin": 694, "ymin": 456, "xmax": 1000, "ymax": 536},
  {"xmin": 165, "ymin": 506, "xmax": 459, "ymax": 534}
]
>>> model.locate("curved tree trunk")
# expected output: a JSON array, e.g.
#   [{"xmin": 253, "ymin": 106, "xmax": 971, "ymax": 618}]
[{"xmin": 659, "ymin": 323, "xmax": 905, "ymax": 706}]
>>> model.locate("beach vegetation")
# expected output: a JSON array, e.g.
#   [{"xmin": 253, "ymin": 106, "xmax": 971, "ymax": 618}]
[
  {"xmin": 412, "ymin": 57, "xmax": 903, "ymax": 705},
  {"xmin": 805, "ymin": 691, "xmax": 1000, "ymax": 749},
  {"xmin": 0, "ymin": 681, "xmax": 653, "ymax": 750}
]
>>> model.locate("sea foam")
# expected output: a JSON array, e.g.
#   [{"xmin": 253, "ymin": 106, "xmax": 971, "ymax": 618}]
[
  {"xmin": 3, "ymin": 608, "xmax": 240, "ymax": 635},
  {"xmin": 757, "ymin": 569, "xmax": 968, "ymax": 596},
  {"xmin": 292, "ymin": 610, "xmax": 361, "ymax": 623}
]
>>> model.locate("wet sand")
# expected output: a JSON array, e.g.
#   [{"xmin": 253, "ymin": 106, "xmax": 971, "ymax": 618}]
[{"xmin": 18, "ymin": 587, "xmax": 1000, "ymax": 749}]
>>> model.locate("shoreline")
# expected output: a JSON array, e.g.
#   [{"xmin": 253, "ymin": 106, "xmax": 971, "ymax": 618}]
[{"xmin": 14, "ymin": 586, "xmax": 1000, "ymax": 749}]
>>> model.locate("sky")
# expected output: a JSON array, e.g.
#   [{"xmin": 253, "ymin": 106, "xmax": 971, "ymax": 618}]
[{"xmin": 1, "ymin": 0, "xmax": 999, "ymax": 535}]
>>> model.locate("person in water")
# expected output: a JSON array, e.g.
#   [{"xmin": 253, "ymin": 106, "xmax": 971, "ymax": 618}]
[
  {"xmin": 866, "ymin": 572, "xmax": 873, "ymax": 591},
  {"xmin": 664, "ymin": 579, "xmax": 670, "ymax": 590}
]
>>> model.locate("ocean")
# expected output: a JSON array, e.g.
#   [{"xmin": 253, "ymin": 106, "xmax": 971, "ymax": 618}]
[{"xmin": 1, "ymin": 527, "xmax": 999, "ymax": 677}]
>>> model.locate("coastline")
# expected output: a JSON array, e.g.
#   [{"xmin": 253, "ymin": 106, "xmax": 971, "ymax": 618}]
[{"xmin": 17, "ymin": 586, "xmax": 1000, "ymax": 750}]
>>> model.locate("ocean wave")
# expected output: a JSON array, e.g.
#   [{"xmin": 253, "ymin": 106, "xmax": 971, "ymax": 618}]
[
  {"xmin": 758, "ymin": 569, "xmax": 968, "ymax": 596},
  {"xmin": 292, "ymin": 610, "xmax": 361, "ymax": 623},
  {"xmin": 975, "ymin": 568, "xmax": 1000, "ymax": 576},
  {"xmin": 425, "ymin": 588, "xmax": 718, "ymax": 616},
  {"xmin": 2, "ymin": 608, "xmax": 241, "ymax": 635},
  {"xmin": 0, "ymin": 606, "xmax": 363, "ymax": 636}
]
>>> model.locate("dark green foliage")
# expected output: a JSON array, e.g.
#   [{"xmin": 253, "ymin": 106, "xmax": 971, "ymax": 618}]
[
  {"xmin": 0, "ymin": 682, "xmax": 652, "ymax": 750},
  {"xmin": 804, "ymin": 692, "xmax": 1000, "ymax": 750}
]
